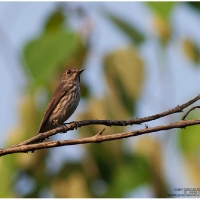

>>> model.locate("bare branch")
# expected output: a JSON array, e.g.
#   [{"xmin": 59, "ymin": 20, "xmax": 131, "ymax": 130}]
[
  {"xmin": 1, "ymin": 119, "xmax": 200, "ymax": 157},
  {"xmin": 1, "ymin": 94, "xmax": 200, "ymax": 157},
  {"xmin": 12, "ymin": 94, "xmax": 200, "ymax": 146}
]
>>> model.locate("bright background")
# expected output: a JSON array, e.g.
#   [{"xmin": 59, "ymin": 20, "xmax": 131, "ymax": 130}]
[{"xmin": 1, "ymin": 1, "xmax": 200, "ymax": 198}]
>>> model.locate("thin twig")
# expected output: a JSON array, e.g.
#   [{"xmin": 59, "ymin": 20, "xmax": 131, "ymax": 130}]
[
  {"xmin": 181, "ymin": 106, "xmax": 200, "ymax": 120},
  {"xmin": 95, "ymin": 128, "xmax": 106, "ymax": 137}
]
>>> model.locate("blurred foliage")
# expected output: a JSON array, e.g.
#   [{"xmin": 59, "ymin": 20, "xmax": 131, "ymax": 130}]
[
  {"xmin": 44, "ymin": 7, "xmax": 65, "ymax": 33},
  {"xmin": 147, "ymin": 2, "xmax": 176, "ymax": 21},
  {"xmin": 178, "ymin": 110, "xmax": 200, "ymax": 186},
  {"xmin": 104, "ymin": 48, "xmax": 144, "ymax": 115},
  {"xmin": 23, "ymin": 6, "xmax": 87, "ymax": 89},
  {"xmin": 2, "ymin": 1, "xmax": 200, "ymax": 198},
  {"xmin": 147, "ymin": 2, "xmax": 175, "ymax": 45},
  {"xmin": 153, "ymin": 16, "xmax": 171, "ymax": 45},
  {"xmin": 188, "ymin": 2, "xmax": 200, "ymax": 12},
  {"xmin": 24, "ymin": 31, "xmax": 85, "ymax": 87},
  {"xmin": 178, "ymin": 111, "xmax": 200, "ymax": 156},
  {"xmin": 105, "ymin": 12, "xmax": 145, "ymax": 45},
  {"xmin": 182, "ymin": 38, "xmax": 200, "ymax": 64}
]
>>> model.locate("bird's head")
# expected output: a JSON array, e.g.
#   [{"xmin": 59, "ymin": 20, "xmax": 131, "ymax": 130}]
[{"xmin": 61, "ymin": 68, "xmax": 85, "ymax": 83}]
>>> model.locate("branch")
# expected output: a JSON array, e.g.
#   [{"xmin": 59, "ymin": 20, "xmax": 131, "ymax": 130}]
[
  {"xmin": 1, "ymin": 94, "xmax": 200, "ymax": 157},
  {"xmin": 12, "ymin": 94, "xmax": 200, "ymax": 146},
  {"xmin": 181, "ymin": 106, "xmax": 200, "ymax": 120},
  {"xmin": 1, "ymin": 119, "xmax": 200, "ymax": 156}
]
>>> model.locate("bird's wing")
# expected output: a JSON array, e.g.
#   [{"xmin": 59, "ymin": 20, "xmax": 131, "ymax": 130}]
[{"xmin": 38, "ymin": 81, "xmax": 70, "ymax": 134}]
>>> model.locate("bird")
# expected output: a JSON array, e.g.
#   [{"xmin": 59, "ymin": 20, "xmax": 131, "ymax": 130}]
[{"xmin": 37, "ymin": 68, "xmax": 84, "ymax": 142}]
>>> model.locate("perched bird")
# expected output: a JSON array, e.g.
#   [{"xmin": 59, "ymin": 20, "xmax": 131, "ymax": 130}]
[{"xmin": 37, "ymin": 68, "xmax": 84, "ymax": 142}]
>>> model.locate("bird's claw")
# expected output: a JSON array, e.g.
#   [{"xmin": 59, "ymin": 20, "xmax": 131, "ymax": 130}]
[
  {"xmin": 73, "ymin": 121, "xmax": 79, "ymax": 130},
  {"xmin": 64, "ymin": 121, "xmax": 79, "ymax": 129}
]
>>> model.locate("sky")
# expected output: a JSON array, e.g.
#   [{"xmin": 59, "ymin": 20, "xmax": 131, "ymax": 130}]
[{"xmin": 1, "ymin": 1, "xmax": 200, "ymax": 197}]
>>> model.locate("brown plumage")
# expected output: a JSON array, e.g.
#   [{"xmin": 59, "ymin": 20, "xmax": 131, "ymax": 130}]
[{"xmin": 37, "ymin": 68, "xmax": 84, "ymax": 142}]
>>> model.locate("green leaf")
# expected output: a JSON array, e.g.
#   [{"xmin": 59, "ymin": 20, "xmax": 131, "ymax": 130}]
[
  {"xmin": 0, "ymin": 156, "xmax": 17, "ymax": 197},
  {"xmin": 188, "ymin": 2, "xmax": 200, "ymax": 12},
  {"xmin": 104, "ymin": 48, "xmax": 144, "ymax": 116},
  {"xmin": 107, "ymin": 154, "xmax": 150, "ymax": 197},
  {"xmin": 104, "ymin": 12, "xmax": 145, "ymax": 45},
  {"xmin": 23, "ymin": 30, "xmax": 84, "ymax": 86},
  {"xmin": 147, "ymin": 2, "xmax": 176, "ymax": 21},
  {"xmin": 178, "ymin": 111, "xmax": 200, "ymax": 155},
  {"xmin": 182, "ymin": 38, "xmax": 200, "ymax": 64},
  {"xmin": 44, "ymin": 7, "xmax": 65, "ymax": 33}
]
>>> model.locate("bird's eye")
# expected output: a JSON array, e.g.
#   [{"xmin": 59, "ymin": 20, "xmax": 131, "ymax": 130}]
[{"xmin": 67, "ymin": 70, "xmax": 71, "ymax": 74}]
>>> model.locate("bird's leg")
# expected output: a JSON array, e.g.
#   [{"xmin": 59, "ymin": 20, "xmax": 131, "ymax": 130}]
[
  {"xmin": 73, "ymin": 121, "xmax": 79, "ymax": 129},
  {"xmin": 52, "ymin": 119, "xmax": 65, "ymax": 134}
]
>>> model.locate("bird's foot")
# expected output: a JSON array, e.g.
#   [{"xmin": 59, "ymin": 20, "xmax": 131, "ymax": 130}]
[{"xmin": 64, "ymin": 121, "xmax": 79, "ymax": 129}]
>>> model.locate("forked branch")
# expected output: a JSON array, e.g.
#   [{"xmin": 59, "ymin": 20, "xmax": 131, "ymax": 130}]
[{"xmin": 1, "ymin": 94, "xmax": 200, "ymax": 157}]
